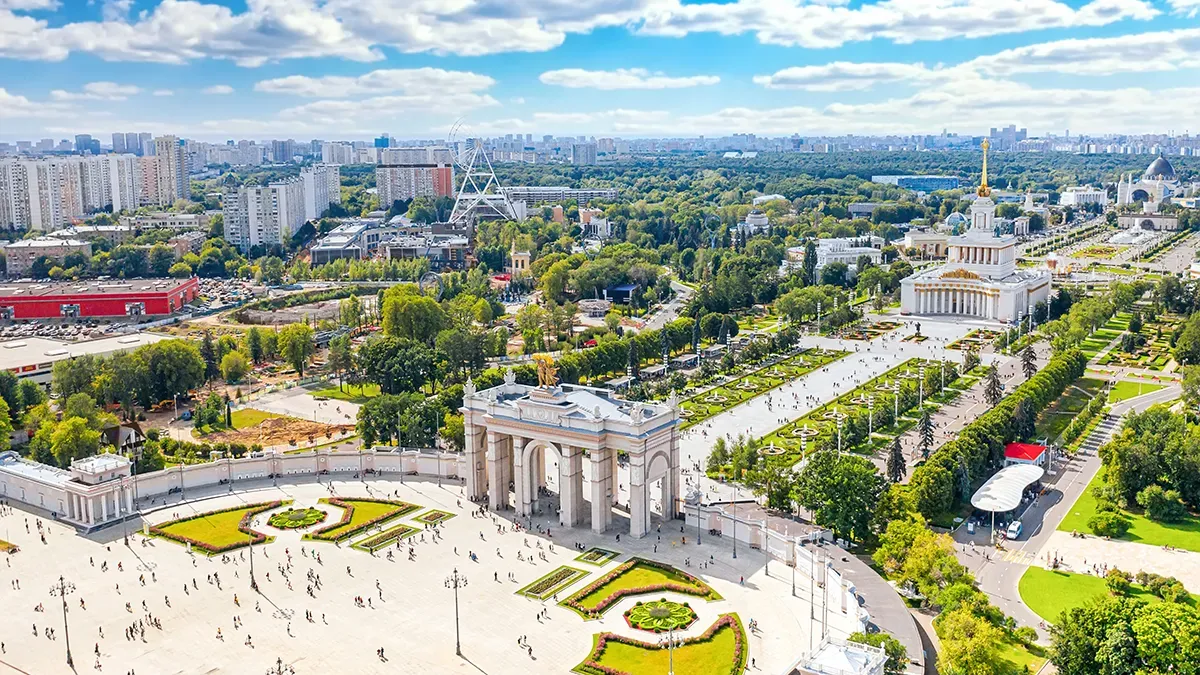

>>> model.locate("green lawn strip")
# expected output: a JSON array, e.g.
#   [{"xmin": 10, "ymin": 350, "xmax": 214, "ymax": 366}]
[
  {"xmin": 517, "ymin": 565, "xmax": 590, "ymax": 600},
  {"xmin": 679, "ymin": 348, "xmax": 846, "ymax": 430},
  {"xmin": 151, "ymin": 500, "xmax": 289, "ymax": 555},
  {"xmin": 574, "ymin": 614, "xmax": 747, "ymax": 675},
  {"xmin": 994, "ymin": 637, "xmax": 1048, "ymax": 673},
  {"xmin": 307, "ymin": 383, "xmax": 382, "ymax": 403},
  {"xmin": 1018, "ymin": 567, "xmax": 1198, "ymax": 624},
  {"xmin": 1058, "ymin": 474, "xmax": 1200, "ymax": 551},
  {"xmin": 1108, "ymin": 380, "xmax": 1166, "ymax": 404},
  {"xmin": 351, "ymin": 523, "xmax": 418, "ymax": 552},
  {"xmin": 561, "ymin": 558, "xmax": 720, "ymax": 620},
  {"xmin": 230, "ymin": 408, "xmax": 289, "ymax": 428},
  {"xmin": 575, "ymin": 547, "xmax": 620, "ymax": 566},
  {"xmin": 414, "ymin": 509, "xmax": 456, "ymax": 524},
  {"xmin": 305, "ymin": 498, "xmax": 421, "ymax": 543},
  {"xmin": 1035, "ymin": 377, "xmax": 1105, "ymax": 439}
]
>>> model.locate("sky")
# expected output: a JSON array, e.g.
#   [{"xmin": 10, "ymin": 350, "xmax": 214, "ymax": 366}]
[{"xmin": 1, "ymin": 0, "xmax": 1200, "ymax": 142}]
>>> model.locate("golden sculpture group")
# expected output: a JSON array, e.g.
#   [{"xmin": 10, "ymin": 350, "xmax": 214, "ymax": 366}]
[{"xmin": 532, "ymin": 353, "xmax": 558, "ymax": 387}]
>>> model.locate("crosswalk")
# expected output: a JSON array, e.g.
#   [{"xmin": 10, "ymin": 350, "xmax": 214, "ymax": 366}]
[{"xmin": 998, "ymin": 549, "xmax": 1039, "ymax": 566}]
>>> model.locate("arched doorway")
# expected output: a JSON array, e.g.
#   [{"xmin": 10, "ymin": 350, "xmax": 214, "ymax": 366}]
[
  {"xmin": 517, "ymin": 439, "xmax": 562, "ymax": 518},
  {"xmin": 1140, "ymin": 220, "xmax": 1155, "ymax": 230},
  {"xmin": 1131, "ymin": 189, "xmax": 1150, "ymax": 203}
]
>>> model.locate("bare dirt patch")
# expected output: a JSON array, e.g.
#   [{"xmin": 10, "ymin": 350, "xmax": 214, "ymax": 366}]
[{"xmin": 204, "ymin": 416, "xmax": 354, "ymax": 449}]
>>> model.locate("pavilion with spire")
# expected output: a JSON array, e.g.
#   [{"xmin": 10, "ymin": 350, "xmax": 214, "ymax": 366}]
[{"xmin": 900, "ymin": 140, "xmax": 1051, "ymax": 323}]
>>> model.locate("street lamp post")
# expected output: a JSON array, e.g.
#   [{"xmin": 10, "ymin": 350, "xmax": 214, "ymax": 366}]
[
  {"xmin": 732, "ymin": 491, "xmax": 737, "ymax": 560},
  {"xmin": 868, "ymin": 396, "xmax": 874, "ymax": 437},
  {"xmin": 918, "ymin": 365, "xmax": 926, "ymax": 409},
  {"xmin": 444, "ymin": 568, "xmax": 468, "ymax": 657},
  {"xmin": 836, "ymin": 413, "xmax": 843, "ymax": 456},
  {"xmin": 49, "ymin": 575, "xmax": 76, "ymax": 667}
]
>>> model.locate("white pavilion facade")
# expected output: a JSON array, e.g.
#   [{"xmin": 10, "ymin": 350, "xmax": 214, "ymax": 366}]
[{"xmin": 900, "ymin": 141, "xmax": 1051, "ymax": 323}]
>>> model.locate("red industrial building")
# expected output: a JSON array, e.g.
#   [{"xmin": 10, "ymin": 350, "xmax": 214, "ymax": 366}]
[{"xmin": 0, "ymin": 278, "xmax": 199, "ymax": 320}]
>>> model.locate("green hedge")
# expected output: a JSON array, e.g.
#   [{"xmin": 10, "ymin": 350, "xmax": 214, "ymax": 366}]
[{"xmin": 906, "ymin": 349, "xmax": 1087, "ymax": 519}]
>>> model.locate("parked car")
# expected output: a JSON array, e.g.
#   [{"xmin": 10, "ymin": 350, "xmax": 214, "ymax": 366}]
[{"xmin": 1006, "ymin": 521, "xmax": 1023, "ymax": 540}]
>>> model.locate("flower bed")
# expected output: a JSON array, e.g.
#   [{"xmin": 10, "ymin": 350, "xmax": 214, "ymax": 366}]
[
  {"xmin": 415, "ymin": 509, "xmax": 456, "ymax": 524},
  {"xmin": 352, "ymin": 523, "xmax": 417, "ymax": 552},
  {"xmin": 575, "ymin": 547, "xmax": 620, "ymax": 566},
  {"xmin": 267, "ymin": 507, "xmax": 327, "ymax": 530},
  {"xmin": 624, "ymin": 599, "xmax": 698, "ymax": 632},
  {"xmin": 305, "ymin": 498, "xmax": 420, "ymax": 543},
  {"xmin": 149, "ymin": 500, "xmax": 289, "ymax": 555},
  {"xmin": 561, "ymin": 558, "xmax": 720, "ymax": 619},
  {"xmin": 574, "ymin": 614, "xmax": 747, "ymax": 675},
  {"xmin": 517, "ymin": 565, "xmax": 589, "ymax": 600}
]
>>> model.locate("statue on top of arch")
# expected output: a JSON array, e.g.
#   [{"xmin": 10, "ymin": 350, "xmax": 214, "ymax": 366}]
[{"xmin": 532, "ymin": 354, "xmax": 558, "ymax": 388}]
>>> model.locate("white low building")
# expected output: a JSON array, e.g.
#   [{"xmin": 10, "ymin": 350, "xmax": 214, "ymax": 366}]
[
  {"xmin": 815, "ymin": 238, "xmax": 882, "ymax": 275},
  {"xmin": 901, "ymin": 143, "xmax": 1051, "ymax": 323},
  {"xmin": 1059, "ymin": 186, "xmax": 1109, "ymax": 207},
  {"xmin": 0, "ymin": 451, "xmax": 137, "ymax": 529}
]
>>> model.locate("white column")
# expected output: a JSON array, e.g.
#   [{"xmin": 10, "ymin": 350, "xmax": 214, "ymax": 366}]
[
  {"xmin": 125, "ymin": 488, "xmax": 133, "ymax": 515},
  {"xmin": 487, "ymin": 431, "xmax": 509, "ymax": 511},
  {"xmin": 513, "ymin": 436, "xmax": 530, "ymax": 517},
  {"xmin": 101, "ymin": 494, "xmax": 108, "ymax": 522},
  {"xmin": 590, "ymin": 449, "xmax": 612, "ymax": 534},
  {"xmin": 464, "ymin": 422, "xmax": 486, "ymax": 501},
  {"xmin": 629, "ymin": 479, "xmax": 648, "ymax": 539},
  {"xmin": 559, "ymin": 446, "xmax": 583, "ymax": 527}
]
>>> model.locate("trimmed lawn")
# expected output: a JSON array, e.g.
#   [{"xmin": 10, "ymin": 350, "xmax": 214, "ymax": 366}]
[
  {"xmin": 1058, "ymin": 474, "xmax": 1200, "ymax": 551},
  {"xmin": 230, "ymin": 408, "xmax": 287, "ymax": 428},
  {"xmin": 1019, "ymin": 567, "xmax": 1197, "ymax": 624},
  {"xmin": 306, "ymin": 499, "xmax": 419, "ymax": 542},
  {"xmin": 563, "ymin": 559, "xmax": 720, "ymax": 618},
  {"xmin": 352, "ymin": 523, "xmax": 417, "ymax": 552},
  {"xmin": 577, "ymin": 615, "xmax": 746, "ymax": 675},
  {"xmin": 575, "ymin": 547, "xmax": 620, "ymax": 566},
  {"xmin": 995, "ymin": 638, "xmax": 1048, "ymax": 673},
  {"xmin": 308, "ymin": 383, "xmax": 381, "ymax": 403},
  {"xmin": 518, "ymin": 565, "xmax": 590, "ymax": 600},
  {"xmin": 1108, "ymin": 380, "xmax": 1165, "ymax": 404},
  {"xmin": 155, "ymin": 502, "xmax": 281, "ymax": 553},
  {"xmin": 1035, "ymin": 377, "xmax": 1104, "ymax": 440}
]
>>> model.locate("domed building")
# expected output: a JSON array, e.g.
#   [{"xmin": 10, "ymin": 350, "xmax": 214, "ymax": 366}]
[{"xmin": 1117, "ymin": 154, "xmax": 1181, "ymax": 206}]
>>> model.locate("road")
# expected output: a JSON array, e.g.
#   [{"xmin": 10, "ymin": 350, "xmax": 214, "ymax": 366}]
[
  {"xmin": 642, "ymin": 279, "xmax": 695, "ymax": 330},
  {"xmin": 954, "ymin": 384, "xmax": 1181, "ymax": 642}
]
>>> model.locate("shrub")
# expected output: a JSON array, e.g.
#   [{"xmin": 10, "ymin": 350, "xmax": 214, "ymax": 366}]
[
  {"xmin": 1136, "ymin": 484, "xmax": 1188, "ymax": 523},
  {"xmin": 1088, "ymin": 511, "xmax": 1130, "ymax": 537},
  {"xmin": 1105, "ymin": 568, "xmax": 1132, "ymax": 596},
  {"xmin": 1013, "ymin": 625, "xmax": 1039, "ymax": 645}
]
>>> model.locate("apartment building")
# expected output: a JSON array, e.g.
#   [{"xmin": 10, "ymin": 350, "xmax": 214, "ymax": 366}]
[
  {"xmin": 300, "ymin": 164, "xmax": 340, "ymax": 221},
  {"xmin": 222, "ymin": 178, "xmax": 305, "ymax": 252},
  {"xmin": 376, "ymin": 147, "xmax": 455, "ymax": 206},
  {"xmin": 2, "ymin": 237, "xmax": 92, "ymax": 277},
  {"xmin": 152, "ymin": 135, "xmax": 190, "ymax": 205}
]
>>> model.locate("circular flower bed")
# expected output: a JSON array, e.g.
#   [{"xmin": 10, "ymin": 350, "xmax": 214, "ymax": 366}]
[
  {"xmin": 268, "ymin": 508, "xmax": 327, "ymax": 530},
  {"xmin": 703, "ymin": 394, "xmax": 729, "ymax": 405},
  {"xmin": 624, "ymin": 599, "xmax": 698, "ymax": 633}
]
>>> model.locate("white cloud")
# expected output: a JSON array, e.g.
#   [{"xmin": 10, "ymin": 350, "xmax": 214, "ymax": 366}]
[
  {"xmin": 49, "ymin": 81, "xmax": 141, "ymax": 100},
  {"xmin": 539, "ymin": 68, "xmax": 720, "ymax": 89},
  {"xmin": 152, "ymin": 89, "xmax": 174, "ymax": 96},
  {"xmin": 753, "ymin": 62, "xmax": 948, "ymax": 91},
  {"xmin": 0, "ymin": 87, "xmax": 73, "ymax": 120},
  {"xmin": 969, "ymin": 27, "xmax": 1200, "ymax": 76},
  {"xmin": 254, "ymin": 67, "xmax": 495, "ymax": 97},
  {"xmin": 203, "ymin": 84, "xmax": 234, "ymax": 95},
  {"xmin": 511, "ymin": 97, "xmax": 526, "ymax": 104},
  {"xmin": 1168, "ymin": 0, "xmax": 1200, "ymax": 16},
  {"xmin": 276, "ymin": 91, "xmax": 498, "ymax": 126},
  {"xmin": 0, "ymin": 0, "xmax": 1158, "ymax": 66},
  {"xmin": 638, "ymin": 0, "xmax": 1157, "ymax": 49}
]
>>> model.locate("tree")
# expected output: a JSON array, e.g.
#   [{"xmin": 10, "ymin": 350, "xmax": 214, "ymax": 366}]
[
  {"xmin": 200, "ymin": 330, "xmax": 219, "ymax": 381},
  {"xmin": 52, "ymin": 354, "xmax": 100, "ymax": 400},
  {"xmin": 1021, "ymin": 343, "xmax": 1037, "ymax": 379},
  {"xmin": 51, "ymin": 417, "xmax": 101, "ymax": 466},
  {"xmin": 0, "ymin": 371, "xmax": 20, "ymax": 424},
  {"xmin": 358, "ymin": 336, "xmax": 435, "ymax": 395},
  {"xmin": 381, "ymin": 288, "xmax": 447, "ymax": 344},
  {"xmin": 339, "ymin": 295, "xmax": 363, "ymax": 328},
  {"xmin": 261, "ymin": 257, "xmax": 286, "ymax": 285},
  {"xmin": 246, "ymin": 327, "xmax": 264, "ymax": 364},
  {"xmin": 327, "ymin": 335, "xmax": 352, "ymax": 390},
  {"xmin": 913, "ymin": 411, "xmax": 933, "ymax": 459},
  {"xmin": 848, "ymin": 632, "xmax": 908, "ymax": 675},
  {"xmin": 0, "ymin": 397, "xmax": 13, "ymax": 441},
  {"xmin": 983, "ymin": 365, "xmax": 1002, "ymax": 407},
  {"xmin": 793, "ymin": 450, "xmax": 885, "ymax": 543},
  {"xmin": 886, "ymin": 436, "xmax": 906, "ymax": 483},
  {"xmin": 148, "ymin": 243, "xmax": 175, "ymax": 277},
  {"xmin": 937, "ymin": 607, "xmax": 1004, "ymax": 675},
  {"xmin": 627, "ymin": 338, "xmax": 640, "ymax": 378},
  {"xmin": 168, "ymin": 262, "xmax": 193, "ymax": 278},
  {"xmin": 137, "ymin": 340, "xmax": 206, "ymax": 405},
  {"xmin": 277, "ymin": 323, "xmax": 315, "ymax": 376},
  {"xmin": 220, "ymin": 351, "xmax": 249, "ymax": 383},
  {"xmin": 436, "ymin": 328, "xmax": 484, "ymax": 380}
]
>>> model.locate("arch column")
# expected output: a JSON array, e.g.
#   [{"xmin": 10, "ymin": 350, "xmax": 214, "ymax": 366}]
[
  {"xmin": 590, "ymin": 449, "xmax": 613, "ymax": 534},
  {"xmin": 486, "ymin": 431, "xmax": 511, "ymax": 511},
  {"xmin": 559, "ymin": 445, "xmax": 583, "ymax": 527},
  {"xmin": 513, "ymin": 436, "xmax": 531, "ymax": 517},
  {"xmin": 628, "ymin": 453, "xmax": 649, "ymax": 539}
]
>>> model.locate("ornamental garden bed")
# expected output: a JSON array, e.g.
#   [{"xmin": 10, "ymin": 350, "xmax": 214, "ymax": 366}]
[
  {"xmin": 902, "ymin": 334, "xmax": 929, "ymax": 343},
  {"xmin": 150, "ymin": 500, "xmax": 289, "ymax": 555},
  {"xmin": 574, "ymin": 613, "xmax": 747, "ymax": 675},
  {"xmin": 267, "ymin": 507, "xmax": 327, "ymax": 530},
  {"xmin": 678, "ymin": 348, "xmax": 846, "ymax": 430},
  {"xmin": 840, "ymin": 321, "xmax": 901, "ymax": 341},
  {"xmin": 1075, "ymin": 244, "xmax": 1123, "ymax": 259},
  {"xmin": 624, "ymin": 599, "xmax": 698, "ymax": 632},
  {"xmin": 561, "ymin": 558, "xmax": 721, "ymax": 620},
  {"xmin": 352, "ymin": 523, "xmax": 418, "ymax": 552},
  {"xmin": 517, "ymin": 565, "xmax": 590, "ymax": 600},
  {"xmin": 947, "ymin": 329, "xmax": 1003, "ymax": 350},
  {"xmin": 415, "ymin": 509, "xmax": 456, "ymax": 525},
  {"xmin": 304, "ymin": 498, "xmax": 420, "ymax": 543},
  {"xmin": 575, "ymin": 547, "xmax": 620, "ymax": 566},
  {"xmin": 755, "ymin": 358, "xmax": 965, "ymax": 466}
]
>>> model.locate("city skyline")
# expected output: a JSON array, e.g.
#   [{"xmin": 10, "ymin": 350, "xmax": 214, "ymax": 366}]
[{"xmin": 1, "ymin": 1, "xmax": 1200, "ymax": 141}]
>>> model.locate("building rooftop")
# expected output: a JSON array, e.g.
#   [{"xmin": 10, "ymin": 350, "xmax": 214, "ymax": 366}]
[
  {"xmin": 0, "ymin": 450, "xmax": 72, "ymax": 488},
  {"xmin": 1005, "ymin": 442, "xmax": 1047, "ymax": 462},
  {"xmin": 72, "ymin": 453, "xmax": 131, "ymax": 474},
  {"xmin": 0, "ymin": 279, "xmax": 190, "ymax": 299},
  {"xmin": 971, "ymin": 463, "xmax": 1044, "ymax": 513},
  {"xmin": 4, "ymin": 237, "xmax": 89, "ymax": 249},
  {"xmin": 0, "ymin": 333, "xmax": 172, "ymax": 372}
]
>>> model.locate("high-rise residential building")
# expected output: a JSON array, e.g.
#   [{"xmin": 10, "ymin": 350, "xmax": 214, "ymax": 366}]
[
  {"xmin": 321, "ymin": 142, "xmax": 356, "ymax": 165},
  {"xmin": 152, "ymin": 135, "xmax": 190, "ymax": 205},
  {"xmin": 571, "ymin": 143, "xmax": 597, "ymax": 166},
  {"xmin": 222, "ymin": 177, "xmax": 305, "ymax": 252},
  {"xmin": 124, "ymin": 133, "xmax": 141, "ymax": 156},
  {"xmin": 376, "ymin": 147, "xmax": 455, "ymax": 206},
  {"xmin": 139, "ymin": 133, "xmax": 153, "ymax": 156},
  {"xmin": 136, "ymin": 156, "xmax": 159, "ymax": 206},
  {"xmin": 0, "ymin": 155, "xmax": 141, "ymax": 230},
  {"xmin": 300, "ymin": 164, "xmax": 341, "ymax": 221},
  {"xmin": 375, "ymin": 134, "xmax": 392, "ymax": 149},
  {"xmin": 74, "ymin": 135, "xmax": 94, "ymax": 154},
  {"xmin": 111, "ymin": 133, "xmax": 126, "ymax": 154}
]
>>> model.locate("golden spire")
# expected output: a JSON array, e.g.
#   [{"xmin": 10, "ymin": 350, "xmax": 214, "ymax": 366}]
[{"xmin": 977, "ymin": 139, "xmax": 991, "ymax": 198}]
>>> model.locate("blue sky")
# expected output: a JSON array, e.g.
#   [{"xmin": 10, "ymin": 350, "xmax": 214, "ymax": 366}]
[{"xmin": 1, "ymin": 0, "xmax": 1199, "ymax": 141}]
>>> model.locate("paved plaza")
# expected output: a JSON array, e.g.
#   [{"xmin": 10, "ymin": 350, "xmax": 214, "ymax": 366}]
[{"xmin": 0, "ymin": 476, "xmax": 856, "ymax": 674}]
